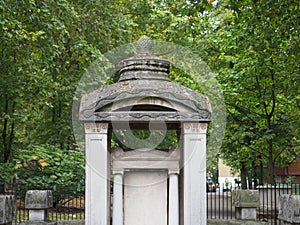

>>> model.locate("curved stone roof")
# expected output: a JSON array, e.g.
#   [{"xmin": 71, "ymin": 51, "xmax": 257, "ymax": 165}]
[{"xmin": 80, "ymin": 36, "xmax": 211, "ymax": 123}]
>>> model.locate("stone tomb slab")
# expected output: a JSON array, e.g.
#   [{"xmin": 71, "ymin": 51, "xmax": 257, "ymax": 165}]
[{"xmin": 124, "ymin": 171, "xmax": 167, "ymax": 225}]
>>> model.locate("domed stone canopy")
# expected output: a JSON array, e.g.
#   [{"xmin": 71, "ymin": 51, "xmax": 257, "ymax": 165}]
[{"xmin": 80, "ymin": 36, "xmax": 211, "ymax": 123}]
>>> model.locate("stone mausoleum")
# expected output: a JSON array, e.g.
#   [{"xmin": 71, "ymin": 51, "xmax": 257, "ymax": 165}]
[{"xmin": 80, "ymin": 36, "xmax": 211, "ymax": 225}]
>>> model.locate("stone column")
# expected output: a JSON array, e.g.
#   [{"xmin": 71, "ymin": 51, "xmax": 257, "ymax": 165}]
[
  {"xmin": 232, "ymin": 189, "xmax": 259, "ymax": 220},
  {"xmin": 0, "ymin": 195, "xmax": 16, "ymax": 225},
  {"xmin": 113, "ymin": 172, "xmax": 123, "ymax": 225},
  {"xmin": 168, "ymin": 172, "xmax": 179, "ymax": 225},
  {"xmin": 85, "ymin": 123, "xmax": 110, "ymax": 225},
  {"xmin": 182, "ymin": 123, "xmax": 208, "ymax": 225},
  {"xmin": 279, "ymin": 195, "xmax": 300, "ymax": 224}
]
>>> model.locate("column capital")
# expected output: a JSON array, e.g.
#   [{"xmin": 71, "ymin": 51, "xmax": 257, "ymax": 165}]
[
  {"xmin": 84, "ymin": 123, "xmax": 109, "ymax": 134},
  {"xmin": 168, "ymin": 170, "xmax": 179, "ymax": 175},
  {"xmin": 113, "ymin": 170, "xmax": 124, "ymax": 176},
  {"xmin": 183, "ymin": 122, "xmax": 208, "ymax": 134}
]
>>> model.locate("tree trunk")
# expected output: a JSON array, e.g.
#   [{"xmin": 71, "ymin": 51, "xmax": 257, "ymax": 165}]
[
  {"xmin": 268, "ymin": 141, "xmax": 276, "ymax": 184},
  {"xmin": 0, "ymin": 184, "xmax": 5, "ymax": 194},
  {"xmin": 241, "ymin": 163, "xmax": 248, "ymax": 189}
]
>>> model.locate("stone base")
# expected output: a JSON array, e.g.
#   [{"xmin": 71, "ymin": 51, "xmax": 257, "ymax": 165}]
[
  {"xmin": 19, "ymin": 221, "xmax": 57, "ymax": 225},
  {"xmin": 236, "ymin": 208, "xmax": 257, "ymax": 220},
  {"xmin": 19, "ymin": 221, "xmax": 85, "ymax": 225},
  {"xmin": 281, "ymin": 222, "xmax": 300, "ymax": 225},
  {"xmin": 29, "ymin": 210, "xmax": 47, "ymax": 221},
  {"xmin": 208, "ymin": 219, "xmax": 267, "ymax": 225},
  {"xmin": 56, "ymin": 221, "xmax": 84, "ymax": 225}
]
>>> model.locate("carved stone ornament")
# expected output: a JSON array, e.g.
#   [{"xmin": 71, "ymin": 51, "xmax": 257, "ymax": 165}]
[
  {"xmin": 137, "ymin": 35, "xmax": 153, "ymax": 55},
  {"xmin": 79, "ymin": 36, "xmax": 212, "ymax": 123},
  {"xmin": 184, "ymin": 123, "xmax": 208, "ymax": 134},
  {"xmin": 84, "ymin": 123, "xmax": 108, "ymax": 134}
]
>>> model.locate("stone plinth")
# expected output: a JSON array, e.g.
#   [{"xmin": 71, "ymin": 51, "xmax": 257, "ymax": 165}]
[
  {"xmin": 25, "ymin": 190, "xmax": 53, "ymax": 222},
  {"xmin": 278, "ymin": 195, "xmax": 300, "ymax": 224},
  {"xmin": 17, "ymin": 220, "xmax": 87, "ymax": 225},
  {"xmin": 233, "ymin": 189, "xmax": 259, "ymax": 220},
  {"xmin": 0, "ymin": 195, "xmax": 16, "ymax": 225},
  {"xmin": 19, "ymin": 222, "xmax": 57, "ymax": 225},
  {"xmin": 208, "ymin": 219, "xmax": 267, "ymax": 225}
]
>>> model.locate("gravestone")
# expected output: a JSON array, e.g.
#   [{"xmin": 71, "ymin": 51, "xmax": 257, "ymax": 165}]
[
  {"xmin": 0, "ymin": 195, "xmax": 16, "ymax": 225},
  {"xmin": 279, "ymin": 195, "xmax": 300, "ymax": 224},
  {"xmin": 233, "ymin": 189, "xmax": 260, "ymax": 220},
  {"xmin": 80, "ymin": 36, "xmax": 212, "ymax": 225},
  {"xmin": 19, "ymin": 190, "xmax": 56, "ymax": 225}
]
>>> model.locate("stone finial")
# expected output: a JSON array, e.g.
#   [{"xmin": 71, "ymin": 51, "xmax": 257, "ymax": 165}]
[{"xmin": 137, "ymin": 35, "xmax": 153, "ymax": 55}]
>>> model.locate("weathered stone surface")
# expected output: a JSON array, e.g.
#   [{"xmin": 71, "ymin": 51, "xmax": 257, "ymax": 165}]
[
  {"xmin": 0, "ymin": 195, "xmax": 16, "ymax": 224},
  {"xmin": 278, "ymin": 194, "xmax": 300, "ymax": 224},
  {"xmin": 232, "ymin": 190, "xmax": 259, "ymax": 220},
  {"xmin": 235, "ymin": 208, "xmax": 257, "ymax": 220},
  {"xmin": 233, "ymin": 189, "xmax": 260, "ymax": 208},
  {"xmin": 208, "ymin": 219, "xmax": 267, "ymax": 225},
  {"xmin": 19, "ymin": 221, "xmax": 57, "ymax": 225},
  {"xmin": 19, "ymin": 220, "xmax": 85, "ymax": 225},
  {"xmin": 80, "ymin": 36, "xmax": 211, "ymax": 123},
  {"xmin": 56, "ymin": 221, "xmax": 84, "ymax": 225},
  {"xmin": 29, "ymin": 209, "xmax": 47, "ymax": 221},
  {"xmin": 25, "ymin": 190, "xmax": 53, "ymax": 209}
]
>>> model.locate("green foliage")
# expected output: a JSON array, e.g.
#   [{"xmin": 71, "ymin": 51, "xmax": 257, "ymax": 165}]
[
  {"xmin": 0, "ymin": 0, "xmax": 298, "ymax": 187},
  {"xmin": 113, "ymin": 130, "xmax": 178, "ymax": 151},
  {"xmin": 0, "ymin": 0, "xmax": 133, "ymax": 167},
  {"xmin": 14, "ymin": 144, "xmax": 84, "ymax": 187},
  {"xmin": 0, "ymin": 163, "xmax": 16, "ymax": 184}
]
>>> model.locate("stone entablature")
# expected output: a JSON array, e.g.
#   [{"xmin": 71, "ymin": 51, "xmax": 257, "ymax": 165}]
[{"xmin": 112, "ymin": 148, "xmax": 180, "ymax": 174}]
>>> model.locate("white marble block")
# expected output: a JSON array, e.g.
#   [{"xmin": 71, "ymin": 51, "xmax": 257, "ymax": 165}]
[{"xmin": 124, "ymin": 171, "xmax": 168, "ymax": 225}]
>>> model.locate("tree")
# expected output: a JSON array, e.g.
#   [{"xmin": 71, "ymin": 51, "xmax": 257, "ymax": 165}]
[
  {"xmin": 1, "ymin": 0, "xmax": 298, "ymax": 190},
  {"xmin": 0, "ymin": 0, "xmax": 134, "ymax": 190},
  {"xmin": 210, "ymin": 0, "xmax": 300, "ymax": 186}
]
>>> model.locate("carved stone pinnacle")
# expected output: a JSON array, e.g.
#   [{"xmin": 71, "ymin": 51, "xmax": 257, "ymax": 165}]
[{"xmin": 137, "ymin": 35, "xmax": 152, "ymax": 55}]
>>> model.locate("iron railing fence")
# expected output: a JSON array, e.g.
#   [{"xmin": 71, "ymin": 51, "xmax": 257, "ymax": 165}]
[
  {"xmin": 9, "ymin": 183, "xmax": 85, "ymax": 224},
  {"xmin": 6, "ymin": 182, "xmax": 300, "ymax": 224},
  {"xmin": 207, "ymin": 183, "xmax": 234, "ymax": 220},
  {"xmin": 207, "ymin": 183, "xmax": 300, "ymax": 225}
]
